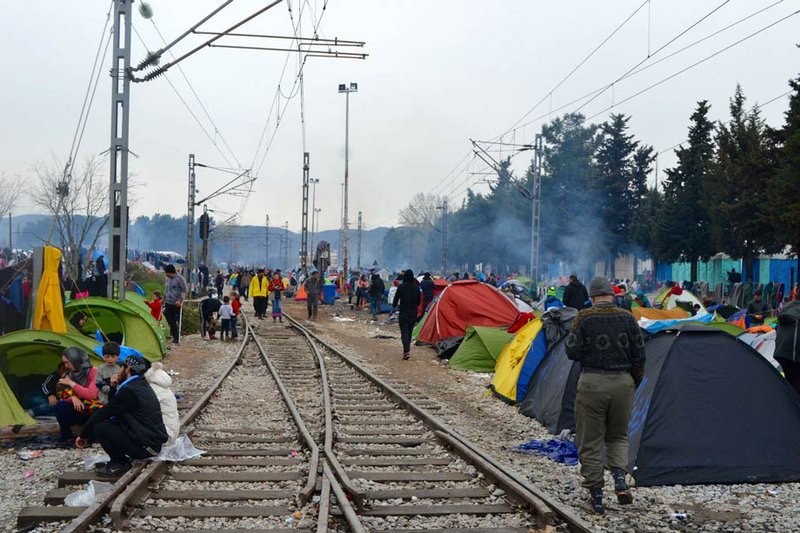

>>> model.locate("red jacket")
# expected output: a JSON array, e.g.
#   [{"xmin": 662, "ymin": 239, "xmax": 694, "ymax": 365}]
[
  {"xmin": 231, "ymin": 299, "xmax": 241, "ymax": 316},
  {"xmin": 146, "ymin": 298, "xmax": 163, "ymax": 321}
]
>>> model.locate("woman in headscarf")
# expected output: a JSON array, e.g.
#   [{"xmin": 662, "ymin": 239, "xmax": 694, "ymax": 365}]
[{"xmin": 54, "ymin": 347, "xmax": 100, "ymax": 444}]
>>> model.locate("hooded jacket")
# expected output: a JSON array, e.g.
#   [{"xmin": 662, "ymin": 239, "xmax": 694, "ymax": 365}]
[
  {"xmin": 561, "ymin": 279, "xmax": 589, "ymax": 310},
  {"xmin": 392, "ymin": 271, "xmax": 420, "ymax": 320},
  {"xmin": 145, "ymin": 363, "xmax": 180, "ymax": 445},
  {"xmin": 775, "ymin": 301, "xmax": 800, "ymax": 364},
  {"xmin": 80, "ymin": 375, "xmax": 168, "ymax": 452},
  {"xmin": 249, "ymin": 275, "xmax": 270, "ymax": 298}
]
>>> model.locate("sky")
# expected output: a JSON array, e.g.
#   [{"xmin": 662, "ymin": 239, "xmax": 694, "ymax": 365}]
[{"xmin": 1, "ymin": 0, "xmax": 798, "ymax": 235}]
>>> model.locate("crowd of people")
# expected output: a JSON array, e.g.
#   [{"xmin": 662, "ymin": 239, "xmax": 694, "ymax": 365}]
[{"xmin": 30, "ymin": 341, "xmax": 179, "ymax": 477}]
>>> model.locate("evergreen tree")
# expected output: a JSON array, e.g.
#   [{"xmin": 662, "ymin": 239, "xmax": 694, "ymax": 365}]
[
  {"xmin": 710, "ymin": 85, "xmax": 781, "ymax": 281},
  {"xmin": 770, "ymin": 75, "xmax": 800, "ymax": 279},
  {"xmin": 538, "ymin": 113, "xmax": 600, "ymax": 272},
  {"xmin": 658, "ymin": 100, "xmax": 715, "ymax": 280}
]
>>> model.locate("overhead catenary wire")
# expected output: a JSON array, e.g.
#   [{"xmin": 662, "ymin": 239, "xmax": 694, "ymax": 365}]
[{"xmin": 150, "ymin": 19, "xmax": 244, "ymax": 169}]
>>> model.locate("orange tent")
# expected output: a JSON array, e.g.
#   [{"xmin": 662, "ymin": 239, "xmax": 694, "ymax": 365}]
[
  {"xmin": 294, "ymin": 283, "xmax": 308, "ymax": 301},
  {"xmin": 632, "ymin": 307, "xmax": 690, "ymax": 321}
]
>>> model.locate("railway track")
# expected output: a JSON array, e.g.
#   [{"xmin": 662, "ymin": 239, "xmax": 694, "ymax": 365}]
[{"xmin": 16, "ymin": 310, "xmax": 593, "ymax": 532}]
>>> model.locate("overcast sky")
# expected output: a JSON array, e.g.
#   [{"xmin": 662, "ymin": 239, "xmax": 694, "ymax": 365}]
[{"xmin": 2, "ymin": 0, "xmax": 798, "ymax": 234}]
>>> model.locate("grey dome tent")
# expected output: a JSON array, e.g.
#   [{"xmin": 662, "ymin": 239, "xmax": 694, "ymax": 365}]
[{"xmin": 520, "ymin": 323, "xmax": 800, "ymax": 486}]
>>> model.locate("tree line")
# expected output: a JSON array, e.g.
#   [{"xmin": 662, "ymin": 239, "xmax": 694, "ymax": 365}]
[{"xmin": 383, "ymin": 77, "xmax": 800, "ymax": 282}]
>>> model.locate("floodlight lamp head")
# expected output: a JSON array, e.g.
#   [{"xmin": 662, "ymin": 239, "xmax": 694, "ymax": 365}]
[
  {"xmin": 138, "ymin": 1, "xmax": 154, "ymax": 19},
  {"xmin": 338, "ymin": 84, "xmax": 347, "ymax": 93},
  {"xmin": 349, "ymin": 82, "xmax": 358, "ymax": 92}
]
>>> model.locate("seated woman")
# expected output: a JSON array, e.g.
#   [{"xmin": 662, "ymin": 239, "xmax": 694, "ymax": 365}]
[{"xmin": 54, "ymin": 347, "xmax": 101, "ymax": 444}]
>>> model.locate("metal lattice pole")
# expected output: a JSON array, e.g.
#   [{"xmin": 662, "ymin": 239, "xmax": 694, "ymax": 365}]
[
  {"xmin": 107, "ymin": 0, "xmax": 133, "ymax": 300},
  {"xmin": 357, "ymin": 211, "xmax": 362, "ymax": 270},
  {"xmin": 186, "ymin": 154, "xmax": 196, "ymax": 276},
  {"xmin": 265, "ymin": 214, "xmax": 269, "ymax": 266},
  {"xmin": 300, "ymin": 153, "xmax": 310, "ymax": 275},
  {"xmin": 530, "ymin": 134, "xmax": 543, "ymax": 287}
]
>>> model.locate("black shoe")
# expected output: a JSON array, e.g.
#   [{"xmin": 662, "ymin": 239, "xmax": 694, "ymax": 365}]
[
  {"xmin": 612, "ymin": 469, "xmax": 633, "ymax": 505},
  {"xmin": 96, "ymin": 461, "xmax": 131, "ymax": 477},
  {"xmin": 92, "ymin": 461, "xmax": 108, "ymax": 471},
  {"xmin": 402, "ymin": 352, "xmax": 410, "ymax": 360},
  {"xmin": 589, "ymin": 488, "xmax": 605, "ymax": 514}
]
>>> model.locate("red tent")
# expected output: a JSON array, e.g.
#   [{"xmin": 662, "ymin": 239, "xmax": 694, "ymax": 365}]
[{"xmin": 416, "ymin": 280, "xmax": 520, "ymax": 354}]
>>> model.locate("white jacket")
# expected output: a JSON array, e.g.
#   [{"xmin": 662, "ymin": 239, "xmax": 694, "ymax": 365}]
[{"xmin": 145, "ymin": 363, "xmax": 180, "ymax": 445}]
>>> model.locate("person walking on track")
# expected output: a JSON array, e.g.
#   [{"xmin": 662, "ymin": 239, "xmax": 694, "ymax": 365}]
[
  {"xmin": 163, "ymin": 265, "xmax": 187, "ymax": 345},
  {"xmin": 392, "ymin": 269, "xmax": 420, "ymax": 360},
  {"xmin": 565, "ymin": 276, "xmax": 646, "ymax": 514},
  {"xmin": 304, "ymin": 270, "xmax": 322, "ymax": 320},
  {"xmin": 250, "ymin": 269, "xmax": 269, "ymax": 319}
]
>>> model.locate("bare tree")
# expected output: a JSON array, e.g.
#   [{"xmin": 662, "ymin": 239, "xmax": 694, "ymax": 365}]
[
  {"xmin": 399, "ymin": 193, "xmax": 444, "ymax": 229},
  {"xmin": 0, "ymin": 173, "xmax": 23, "ymax": 222},
  {"xmin": 30, "ymin": 156, "xmax": 108, "ymax": 281}
]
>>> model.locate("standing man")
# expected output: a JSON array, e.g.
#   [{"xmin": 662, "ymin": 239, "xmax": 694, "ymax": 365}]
[
  {"xmin": 76, "ymin": 356, "xmax": 168, "ymax": 476},
  {"xmin": 250, "ymin": 269, "xmax": 269, "ymax": 319},
  {"xmin": 747, "ymin": 292, "xmax": 772, "ymax": 326},
  {"xmin": 163, "ymin": 265, "xmax": 187, "ymax": 345},
  {"xmin": 214, "ymin": 270, "xmax": 225, "ymax": 299},
  {"xmin": 393, "ymin": 269, "xmax": 420, "ymax": 360},
  {"xmin": 368, "ymin": 273, "xmax": 386, "ymax": 321},
  {"xmin": 562, "ymin": 273, "xmax": 590, "ymax": 310},
  {"xmin": 304, "ymin": 270, "xmax": 322, "ymax": 320},
  {"xmin": 565, "ymin": 276, "xmax": 646, "ymax": 514},
  {"xmin": 420, "ymin": 273, "xmax": 435, "ymax": 312}
]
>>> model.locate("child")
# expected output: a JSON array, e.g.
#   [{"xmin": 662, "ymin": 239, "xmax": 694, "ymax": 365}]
[
  {"xmin": 219, "ymin": 296, "xmax": 233, "ymax": 341},
  {"xmin": 230, "ymin": 292, "xmax": 241, "ymax": 341},
  {"xmin": 145, "ymin": 291, "xmax": 163, "ymax": 321},
  {"xmin": 96, "ymin": 342, "xmax": 121, "ymax": 404}
]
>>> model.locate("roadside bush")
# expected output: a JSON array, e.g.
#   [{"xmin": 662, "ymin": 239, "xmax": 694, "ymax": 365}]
[
  {"xmin": 180, "ymin": 304, "xmax": 200, "ymax": 335},
  {"xmin": 128, "ymin": 263, "xmax": 165, "ymax": 297}
]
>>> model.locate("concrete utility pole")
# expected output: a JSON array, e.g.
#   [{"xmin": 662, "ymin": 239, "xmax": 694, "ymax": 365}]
[
  {"xmin": 283, "ymin": 221, "xmax": 289, "ymax": 270},
  {"xmin": 300, "ymin": 152, "xmax": 310, "ymax": 275},
  {"xmin": 338, "ymin": 82, "xmax": 358, "ymax": 276},
  {"xmin": 186, "ymin": 154, "xmax": 196, "ymax": 275},
  {"xmin": 530, "ymin": 134, "xmax": 543, "ymax": 287},
  {"xmin": 357, "ymin": 211, "xmax": 363, "ymax": 270},
  {"xmin": 440, "ymin": 199, "xmax": 448, "ymax": 275},
  {"xmin": 8, "ymin": 213, "xmax": 11, "ymax": 252},
  {"xmin": 310, "ymin": 178, "xmax": 319, "ymax": 255},
  {"xmin": 107, "ymin": 0, "xmax": 133, "ymax": 300},
  {"xmin": 265, "ymin": 214, "xmax": 269, "ymax": 266}
]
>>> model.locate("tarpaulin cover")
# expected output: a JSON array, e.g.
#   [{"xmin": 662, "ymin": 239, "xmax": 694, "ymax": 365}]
[
  {"xmin": 32, "ymin": 246, "xmax": 66, "ymax": 333},
  {"xmin": 416, "ymin": 280, "xmax": 519, "ymax": 354},
  {"xmin": 513, "ymin": 438, "xmax": 579, "ymax": 466},
  {"xmin": 632, "ymin": 307, "xmax": 689, "ymax": 321}
]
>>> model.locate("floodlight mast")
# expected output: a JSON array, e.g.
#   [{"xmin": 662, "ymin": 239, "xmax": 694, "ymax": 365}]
[{"xmin": 338, "ymin": 82, "xmax": 357, "ymax": 278}]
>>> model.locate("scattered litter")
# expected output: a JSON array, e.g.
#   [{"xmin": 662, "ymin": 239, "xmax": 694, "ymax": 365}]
[
  {"xmin": 293, "ymin": 511, "xmax": 302, "ymax": 519},
  {"xmin": 167, "ymin": 370, "xmax": 180, "ymax": 376},
  {"xmin": 332, "ymin": 316, "xmax": 355, "ymax": 322},
  {"xmin": 768, "ymin": 488, "xmax": 782, "ymax": 496},
  {"xmin": 17, "ymin": 450, "xmax": 42, "ymax": 461},
  {"xmin": 513, "ymin": 438, "xmax": 579, "ymax": 466},
  {"xmin": 670, "ymin": 512, "xmax": 688, "ymax": 520},
  {"xmin": 290, "ymin": 450, "xmax": 299, "ymax": 457},
  {"xmin": 84, "ymin": 453, "xmax": 110, "ymax": 471},
  {"xmin": 283, "ymin": 516, "xmax": 294, "ymax": 524},
  {"xmin": 64, "ymin": 480, "xmax": 114, "ymax": 507},
  {"xmin": 156, "ymin": 435, "xmax": 205, "ymax": 462},
  {"xmin": 23, "ymin": 470, "xmax": 34, "ymax": 479},
  {"xmin": 371, "ymin": 334, "xmax": 397, "ymax": 340}
]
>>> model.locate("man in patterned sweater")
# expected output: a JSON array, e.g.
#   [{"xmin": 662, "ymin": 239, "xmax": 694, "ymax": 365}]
[{"xmin": 565, "ymin": 276, "xmax": 646, "ymax": 514}]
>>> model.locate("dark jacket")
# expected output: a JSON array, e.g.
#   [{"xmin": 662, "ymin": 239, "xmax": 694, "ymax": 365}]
[
  {"xmin": 420, "ymin": 278, "xmax": 435, "ymax": 300},
  {"xmin": 747, "ymin": 299, "xmax": 772, "ymax": 325},
  {"xmin": 369, "ymin": 276, "xmax": 385, "ymax": 298},
  {"xmin": 565, "ymin": 302, "xmax": 646, "ymax": 377},
  {"xmin": 775, "ymin": 301, "xmax": 800, "ymax": 363},
  {"xmin": 561, "ymin": 279, "xmax": 589, "ymax": 310},
  {"xmin": 305, "ymin": 275, "xmax": 322, "ymax": 297},
  {"xmin": 393, "ymin": 281, "xmax": 421, "ymax": 320},
  {"xmin": 80, "ymin": 375, "xmax": 168, "ymax": 452},
  {"xmin": 200, "ymin": 297, "xmax": 221, "ymax": 318}
]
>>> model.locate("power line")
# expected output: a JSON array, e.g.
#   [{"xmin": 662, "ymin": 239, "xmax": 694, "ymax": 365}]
[
  {"xmin": 497, "ymin": 0, "xmax": 650, "ymax": 139},
  {"xmin": 150, "ymin": 19, "xmax": 243, "ymax": 168},
  {"xmin": 584, "ymin": 10, "xmax": 800, "ymax": 121}
]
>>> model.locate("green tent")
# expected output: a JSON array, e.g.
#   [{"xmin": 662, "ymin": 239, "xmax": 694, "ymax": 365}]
[
  {"xmin": 64, "ymin": 297, "xmax": 166, "ymax": 361},
  {"xmin": 449, "ymin": 326, "xmax": 514, "ymax": 372},
  {"xmin": 412, "ymin": 308, "xmax": 430, "ymax": 342},
  {"xmin": 0, "ymin": 330, "xmax": 103, "ymax": 427},
  {"xmin": 123, "ymin": 292, "xmax": 170, "ymax": 342}
]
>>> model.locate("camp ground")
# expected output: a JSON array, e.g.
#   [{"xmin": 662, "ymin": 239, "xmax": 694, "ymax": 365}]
[
  {"xmin": 64, "ymin": 297, "xmax": 167, "ymax": 362},
  {"xmin": 415, "ymin": 280, "xmax": 520, "ymax": 355},
  {"xmin": 0, "ymin": 330, "xmax": 103, "ymax": 428}
]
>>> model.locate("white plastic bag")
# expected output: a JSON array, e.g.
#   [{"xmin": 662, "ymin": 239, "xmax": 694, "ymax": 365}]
[
  {"xmin": 64, "ymin": 480, "xmax": 114, "ymax": 507},
  {"xmin": 155, "ymin": 434, "xmax": 205, "ymax": 462},
  {"xmin": 83, "ymin": 453, "xmax": 110, "ymax": 471}
]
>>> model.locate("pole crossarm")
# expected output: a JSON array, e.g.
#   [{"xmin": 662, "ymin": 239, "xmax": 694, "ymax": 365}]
[
  {"xmin": 195, "ymin": 169, "xmax": 254, "ymax": 205},
  {"xmin": 208, "ymin": 44, "xmax": 367, "ymax": 59},
  {"xmin": 193, "ymin": 31, "xmax": 365, "ymax": 47}
]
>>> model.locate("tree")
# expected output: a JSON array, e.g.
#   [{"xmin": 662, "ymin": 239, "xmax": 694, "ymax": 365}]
[
  {"xmin": 710, "ymin": 85, "xmax": 781, "ymax": 281},
  {"xmin": 398, "ymin": 193, "xmax": 444, "ymax": 271},
  {"xmin": 30, "ymin": 156, "xmax": 108, "ymax": 281},
  {"xmin": 770, "ymin": 75, "xmax": 800, "ymax": 279},
  {"xmin": 0, "ymin": 174, "xmax": 23, "ymax": 224},
  {"xmin": 657, "ymin": 100, "xmax": 715, "ymax": 280},
  {"xmin": 538, "ymin": 113, "xmax": 601, "ymax": 275}
]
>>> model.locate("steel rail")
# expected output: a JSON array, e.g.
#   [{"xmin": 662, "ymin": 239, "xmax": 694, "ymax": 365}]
[
  {"xmin": 289, "ymin": 317, "xmax": 367, "ymax": 507},
  {"xmin": 248, "ymin": 320, "xmax": 320, "ymax": 505},
  {"xmin": 284, "ymin": 312, "xmax": 595, "ymax": 533},
  {"xmin": 61, "ymin": 313, "xmax": 253, "ymax": 533}
]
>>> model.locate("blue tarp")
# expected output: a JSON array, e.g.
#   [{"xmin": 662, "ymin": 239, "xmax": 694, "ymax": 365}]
[
  {"xmin": 513, "ymin": 438, "xmax": 579, "ymax": 466},
  {"xmin": 640, "ymin": 312, "xmax": 713, "ymax": 334},
  {"xmin": 515, "ymin": 330, "xmax": 547, "ymax": 403}
]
